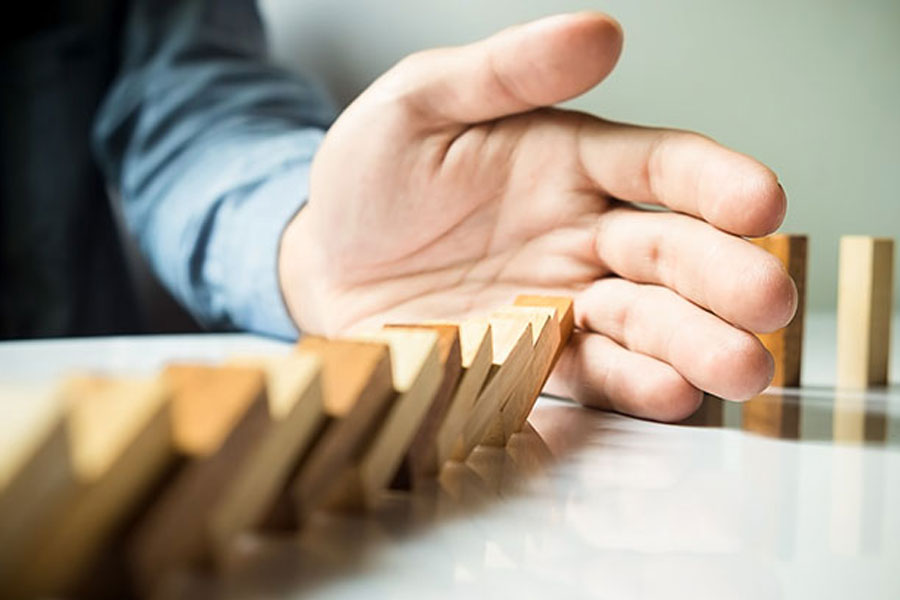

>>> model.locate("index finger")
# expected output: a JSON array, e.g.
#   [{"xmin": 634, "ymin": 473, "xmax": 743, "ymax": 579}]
[{"xmin": 576, "ymin": 119, "xmax": 787, "ymax": 237}]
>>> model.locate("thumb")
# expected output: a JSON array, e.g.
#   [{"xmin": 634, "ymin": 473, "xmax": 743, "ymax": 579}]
[{"xmin": 378, "ymin": 12, "xmax": 624, "ymax": 126}]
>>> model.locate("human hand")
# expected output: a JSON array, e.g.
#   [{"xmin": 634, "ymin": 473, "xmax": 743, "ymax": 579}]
[{"xmin": 278, "ymin": 12, "xmax": 797, "ymax": 421}]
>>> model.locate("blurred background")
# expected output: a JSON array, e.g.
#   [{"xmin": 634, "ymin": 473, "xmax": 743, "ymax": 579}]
[{"xmin": 260, "ymin": 0, "xmax": 900, "ymax": 311}]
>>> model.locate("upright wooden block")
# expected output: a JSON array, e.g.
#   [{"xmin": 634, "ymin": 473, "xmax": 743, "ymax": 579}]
[
  {"xmin": 479, "ymin": 306, "xmax": 558, "ymax": 446},
  {"xmin": 128, "ymin": 365, "xmax": 270, "ymax": 590},
  {"xmin": 288, "ymin": 338, "xmax": 394, "ymax": 518},
  {"xmin": 751, "ymin": 234, "xmax": 808, "ymax": 387},
  {"xmin": 6, "ymin": 377, "xmax": 173, "ymax": 598},
  {"xmin": 210, "ymin": 353, "xmax": 324, "ymax": 564},
  {"xmin": 325, "ymin": 329, "xmax": 443, "ymax": 509},
  {"xmin": 434, "ymin": 321, "xmax": 493, "ymax": 468},
  {"xmin": 454, "ymin": 317, "xmax": 533, "ymax": 461},
  {"xmin": 837, "ymin": 236, "xmax": 894, "ymax": 388},
  {"xmin": 384, "ymin": 324, "xmax": 463, "ymax": 483}
]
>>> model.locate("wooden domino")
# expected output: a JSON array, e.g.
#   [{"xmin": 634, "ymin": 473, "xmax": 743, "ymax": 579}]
[
  {"xmin": 0, "ymin": 294, "xmax": 582, "ymax": 594},
  {"xmin": 434, "ymin": 320, "xmax": 493, "ymax": 468},
  {"xmin": 127, "ymin": 365, "xmax": 270, "ymax": 590},
  {"xmin": 751, "ymin": 234, "xmax": 808, "ymax": 387},
  {"xmin": 480, "ymin": 306, "xmax": 558, "ymax": 446},
  {"xmin": 325, "ymin": 329, "xmax": 442, "ymax": 509},
  {"xmin": 454, "ymin": 316, "xmax": 533, "ymax": 461},
  {"xmin": 742, "ymin": 392, "xmax": 800, "ymax": 439},
  {"xmin": 837, "ymin": 236, "xmax": 894, "ymax": 388},
  {"xmin": 288, "ymin": 337, "xmax": 394, "ymax": 519},
  {"xmin": 384, "ymin": 324, "xmax": 463, "ymax": 484},
  {"xmin": 4, "ymin": 377, "xmax": 173, "ymax": 598},
  {"xmin": 209, "ymin": 353, "xmax": 324, "ymax": 563}
]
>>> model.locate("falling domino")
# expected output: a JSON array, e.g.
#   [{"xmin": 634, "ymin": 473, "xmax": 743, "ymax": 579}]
[
  {"xmin": 5, "ymin": 377, "xmax": 173, "ymax": 598},
  {"xmin": 837, "ymin": 236, "xmax": 894, "ymax": 388},
  {"xmin": 454, "ymin": 317, "xmax": 533, "ymax": 461},
  {"xmin": 287, "ymin": 337, "xmax": 395, "ymax": 520},
  {"xmin": 480, "ymin": 306, "xmax": 558, "ymax": 446},
  {"xmin": 127, "ymin": 365, "xmax": 270, "ymax": 591},
  {"xmin": 383, "ymin": 324, "xmax": 463, "ymax": 485},
  {"xmin": 434, "ymin": 320, "xmax": 493, "ymax": 468},
  {"xmin": 325, "ymin": 328, "xmax": 442, "ymax": 509}
]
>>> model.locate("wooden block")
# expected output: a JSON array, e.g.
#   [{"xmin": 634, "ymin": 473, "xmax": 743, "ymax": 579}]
[
  {"xmin": 0, "ymin": 383, "xmax": 71, "ymax": 584},
  {"xmin": 837, "ymin": 236, "xmax": 894, "ymax": 388},
  {"xmin": 514, "ymin": 295, "xmax": 575, "ymax": 363},
  {"xmin": 128, "ymin": 365, "xmax": 269, "ymax": 590},
  {"xmin": 453, "ymin": 317, "xmax": 533, "ymax": 461},
  {"xmin": 751, "ymin": 234, "xmax": 808, "ymax": 387},
  {"xmin": 832, "ymin": 392, "xmax": 887, "ymax": 443},
  {"xmin": 742, "ymin": 392, "xmax": 800, "ymax": 439},
  {"xmin": 384, "ymin": 324, "xmax": 463, "ymax": 483},
  {"xmin": 325, "ymin": 329, "xmax": 443, "ymax": 509},
  {"xmin": 287, "ymin": 338, "xmax": 394, "ymax": 518},
  {"xmin": 6, "ymin": 377, "xmax": 173, "ymax": 598},
  {"xmin": 479, "ymin": 307, "xmax": 557, "ymax": 446},
  {"xmin": 209, "ymin": 353, "xmax": 324, "ymax": 564},
  {"xmin": 495, "ymin": 306, "xmax": 561, "ymax": 439},
  {"xmin": 434, "ymin": 321, "xmax": 493, "ymax": 468}
]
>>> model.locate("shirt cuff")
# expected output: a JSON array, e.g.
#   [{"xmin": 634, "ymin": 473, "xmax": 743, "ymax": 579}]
[{"xmin": 203, "ymin": 158, "xmax": 314, "ymax": 340}]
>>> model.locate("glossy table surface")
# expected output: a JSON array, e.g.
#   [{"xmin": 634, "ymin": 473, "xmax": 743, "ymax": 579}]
[{"xmin": 1, "ymin": 313, "xmax": 898, "ymax": 599}]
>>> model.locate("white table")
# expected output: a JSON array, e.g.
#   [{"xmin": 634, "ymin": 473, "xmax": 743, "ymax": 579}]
[{"xmin": 1, "ymin": 313, "xmax": 898, "ymax": 599}]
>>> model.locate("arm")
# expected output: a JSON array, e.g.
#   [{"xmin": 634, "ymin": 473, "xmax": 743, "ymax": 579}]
[{"xmin": 93, "ymin": 0, "xmax": 334, "ymax": 338}]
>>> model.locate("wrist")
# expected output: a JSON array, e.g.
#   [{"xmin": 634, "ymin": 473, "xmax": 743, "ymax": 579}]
[{"xmin": 278, "ymin": 205, "xmax": 329, "ymax": 335}]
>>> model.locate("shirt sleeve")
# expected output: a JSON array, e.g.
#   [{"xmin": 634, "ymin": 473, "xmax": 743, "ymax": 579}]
[{"xmin": 92, "ymin": 0, "xmax": 335, "ymax": 339}]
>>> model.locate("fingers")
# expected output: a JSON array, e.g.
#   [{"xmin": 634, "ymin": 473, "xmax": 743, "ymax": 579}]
[
  {"xmin": 593, "ymin": 207, "xmax": 798, "ymax": 333},
  {"xmin": 544, "ymin": 331, "xmax": 703, "ymax": 422},
  {"xmin": 380, "ymin": 12, "xmax": 623, "ymax": 126},
  {"xmin": 576, "ymin": 121, "xmax": 786, "ymax": 236},
  {"xmin": 574, "ymin": 278, "xmax": 774, "ymax": 401}
]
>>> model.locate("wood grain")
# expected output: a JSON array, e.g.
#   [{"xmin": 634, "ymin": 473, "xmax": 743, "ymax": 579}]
[
  {"xmin": 514, "ymin": 295, "xmax": 575, "ymax": 363},
  {"xmin": 384, "ymin": 324, "xmax": 463, "ymax": 483},
  {"xmin": 837, "ymin": 236, "xmax": 894, "ymax": 388},
  {"xmin": 751, "ymin": 234, "xmax": 808, "ymax": 387}
]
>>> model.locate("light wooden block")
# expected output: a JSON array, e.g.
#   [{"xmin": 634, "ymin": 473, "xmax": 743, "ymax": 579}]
[
  {"xmin": 497, "ymin": 305, "xmax": 561, "ymax": 439},
  {"xmin": 837, "ymin": 236, "xmax": 894, "ymax": 388},
  {"xmin": 325, "ymin": 329, "xmax": 443, "ymax": 509},
  {"xmin": 0, "ymin": 383, "xmax": 71, "ymax": 584},
  {"xmin": 128, "ymin": 365, "xmax": 269, "ymax": 590},
  {"xmin": 453, "ymin": 317, "xmax": 533, "ymax": 461},
  {"xmin": 384, "ymin": 324, "xmax": 463, "ymax": 483},
  {"xmin": 514, "ymin": 295, "xmax": 575, "ymax": 363},
  {"xmin": 434, "ymin": 321, "xmax": 493, "ymax": 468},
  {"xmin": 209, "ymin": 353, "xmax": 324, "ymax": 564},
  {"xmin": 6, "ymin": 377, "xmax": 173, "ymax": 598},
  {"xmin": 751, "ymin": 234, "xmax": 808, "ymax": 387},
  {"xmin": 287, "ymin": 337, "xmax": 394, "ymax": 518},
  {"xmin": 479, "ymin": 306, "xmax": 557, "ymax": 446}
]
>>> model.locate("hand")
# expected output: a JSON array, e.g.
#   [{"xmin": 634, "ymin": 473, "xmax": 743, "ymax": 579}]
[{"xmin": 278, "ymin": 12, "xmax": 797, "ymax": 421}]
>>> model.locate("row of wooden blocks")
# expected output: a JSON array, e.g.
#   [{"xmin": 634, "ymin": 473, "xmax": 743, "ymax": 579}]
[
  {"xmin": 0, "ymin": 296, "xmax": 574, "ymax": 599},
  {"xmin": 750, "ymin": 234, "xmax": 894, "ymax": 389}
]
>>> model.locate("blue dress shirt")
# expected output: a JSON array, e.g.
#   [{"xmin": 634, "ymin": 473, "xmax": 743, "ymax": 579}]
[{"xmin": 93, "ymin": 0, "xmax": 335, "ymax": 339}]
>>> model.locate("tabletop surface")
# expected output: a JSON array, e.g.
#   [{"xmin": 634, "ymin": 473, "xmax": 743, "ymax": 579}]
[{"xmin": 1, "ymin": 313, "xmax": 898, "ymax": 599}]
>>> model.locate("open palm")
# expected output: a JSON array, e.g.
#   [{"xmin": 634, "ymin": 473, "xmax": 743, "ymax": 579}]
[{"xmin": 280, "ymin": 13, "xmax": 797, "ymax": 421}]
